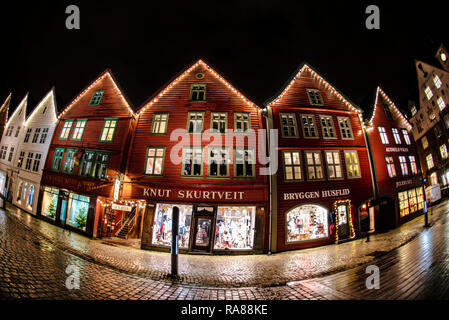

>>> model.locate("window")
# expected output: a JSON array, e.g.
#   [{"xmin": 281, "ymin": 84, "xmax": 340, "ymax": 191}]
[
  {"xmin": 301, "ymin": 115, "xmax": 318, "ymax": 138},
  {"xmin": 152, "ymin": 203, "xmax": 193, "ymax": 248},
  {"xmin": 409, "ymin": 156, "xmax": 418, "ymax": 175},
  {"xmin": 434, "ymin": 75, "xmax": 442, "ymax": 89},
  {"xmin": 214, "ymin": 206, "xmax": 256, "ymax": 250},
  {"xmin": 234, "ymin": 113, "xmax": 251, "ymax": 133},
  {"xmin": 378, "ymin": 126, "xmax": 389, "ymax": 144},
  {"xmin": 437, "ymin": 96, "xmax": 446, "ymax": 111},
  {"xmin": 399, "ymin": 156, "xmax": 408, "ymax": 175},
  {"xmin": 425, "ymin": 86, "xmax": 433, "ymax": 100},
  {"xmin": 338, "ymin": 117, "xmax": 354, "ymax": 139},
  {"xmin": 426, "ymin": 154, "xmax": 434, "ymax": 169},
  {"xmin": 27, "ymin": 185, "xmax": 35, "ymax": 208},
  {"xmin": 402, "ymin": 129, "xmax": 411, "ymax": 145},
  {"xmin": 63, "ymin": 149, "xmax": 78, "ymax": 174},
  {"xmin": 434, "ymin": 125, "xmax": 443, "ymax": 138},
  {"xmin": 5, "ymin": 126, "xmax": 13, "ymax": 136},
  {"xmin": 145, "ymin": 147, "xmax": 165, "ymax": 175},
  {"xmin": 7, "ymin": 147, "xmax": 14, "ymax": 162},
  {"xmin": 344, "ymin": 151, "xmax": 361, "ymax": 178},
  {"xmin": 385, "ymin": 156, "xmax": 396, "ymax": 178},
  {"xmin": 306, "ymin": 89, "xmax": 324, "ymax": 105},
  {"xmin": 40, "ymin": 128, "xmax": 49, "ymax": 144},
  {"xmin": 392, "ymin": 128, "xmax": 401, "ymax": 144},
  {"xmin": 430, "ymin": 172, "xmax": 438, "ymax": 185},
  {"xmin": 32, "ymin": 153, "xmax": 42, "ymax": 172},
  {"xmin": 210, "ymin": 112, "xmax": 227, "ymax": 134},
  {"xmin": 325, "ymin": 151, "xmax": 343, "ymax": 180},
  {"xmin": 17, "ymin": 151, "xmax": 25, "ymax": 168},
  {"xmin": 422, "ymin": 136, "xmax": 429, "ymax": 149},
  {"xmin": 23, "ymin": 128, "xmax": 32, "ymax": 143},
  {"xmin": 444, "ymin": 114, "xmax": 449, "ymax": 129},
  {"xmin": 208, "ymin": 147, "xmax": 229, "ymax": 177},
  {"xmin": 71, "ymin": 119, "xmax": 87, "ymax": 140},
  {"xmin": 79, "ymin": 151, "xmax": 110, "ymax": 179},
  {"xmin": 235, "ymin": 148, "xmax": 255, "ymax": 178},
  {"xmin": 320, "ymin": 116, "xmax": 336, "ymax": 138},
  {"xmin": 190, "ymin": 84, "xmax": 207, "ymax": 102},
  {"xmin": 59, "ymin": 120, "xmax": 74, "ymax": 140},
  {"xmin": 279, "ymin": 113, "xmax": 298, "ymax": 138},
  {"xmin": 151, "ymin": 113, "xmax": 169, "ymax": 135},
  {"xmin": 399, "ymin": 187, "xmax": 424, "ymax": 218},
  {"xmin": 182, "ymin": 147, "xmax": 202, "ymax": 177},
  {"xmin": 187, "ymin": 112, "xmax": 204, "ymax": 133},
  {"xmin": 383, "ymin": 103, "xmax": 393, "ymax": 120},
  {"xmin": 67, "ymin": 193, "xmax": 90, "ymax": 231},
  {"xmin": 42, "ymin": 106, "xmax": 47, "ymax": 114},
  {"xmin": 0, "ymin": 146, "xmax": 7, "ymax": 160},
  {"xmin": 286, "ymin": 204, "xmax": 329, "ymax": 242},
  {"xmin": 88, "ymin": 90, "xmax": 104, "ymax": 106},
  {"xmin": 305, "ymin": 151, "xmax": 323, "ymax": 180},
  {"xmin": 14, "ymin": 126, "xmax": 20, "ymax": 137},
  {"xmin": 441, "ymin": 144, "xmax": 448, "ymax": 160},
  {"xmin": 31, "ymin": 128, "xmax": 41, "ymax": 143},
  {"xmin": 41, "ymin": 187, "xmax": 59, "ymax": 219},
  {"xmin": 25, "ymin": 152, "xmax": 34, "ymax": 171},
  {"xmin": 283, "ymin": 151, "xmax": 302, "ymax": 181},
  {"xmin": 100, "ymin": 119, "xmax": 117, "ymax": 142}
]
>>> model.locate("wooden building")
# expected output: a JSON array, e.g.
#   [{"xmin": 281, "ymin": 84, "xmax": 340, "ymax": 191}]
[
  {"xmin": 38, "ymin": 70, "xmax": 136, "ymax": 237},
  {"xmin": 265, "ymin": 63, "xmax": 374, "ymax": 252},
  {"xmin": 0, "ymin": 93, "xmax": 11, "ymax": 141},
  {"xmin": 123, "ymin": 59, "xmax": 269, "ymax": 254},
  {"xmin": 365, "ymin": 87, "xmax": 424, "ymax": 231}
]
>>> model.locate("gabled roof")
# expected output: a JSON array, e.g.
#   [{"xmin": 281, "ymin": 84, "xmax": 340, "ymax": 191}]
[
  {"xmin": 136, "ymin": 58, "xmax": 260, "ymax": 116},
  {"xmin": 24, "ymin": 87, "xmax": 59, "ymax": 126},
  {"xmin": 264, "ymin": 62, "xmax": 362, "ymax": 114},
  {"xmin": 0, "ymin": 93, "xmax": 12, "ymax": 122},
  {"xmin": 6, "ymin": 93, "xmax": 28, "ymax": 127},
  {"xmin": 58, "ymin": 69, "xmax": 135, "ymax": 119}
]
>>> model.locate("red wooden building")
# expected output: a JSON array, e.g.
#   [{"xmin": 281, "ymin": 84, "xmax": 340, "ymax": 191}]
[
  {"xmin": 364, "ymin": 87, "xmax": 424, "ymax": 231},
  {"xmin": 38, "ymin": 70, "xmax": 136, "ymax": 237},
  {"xmin": 266, "ymin": 63, "xmax": 374, "ymax": 252},
  {"xmin": 123, "ymin": 59, "xmax": 269, "ymax": 254}
]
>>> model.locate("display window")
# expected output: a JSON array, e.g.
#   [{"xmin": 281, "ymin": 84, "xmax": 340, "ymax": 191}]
[
  {"xmin": 67, "ymin": 193, "xmax": 90, "ymax": 231},
  {"xmin": 0, "ymin": 172, "xmax": 7, "ymax": 196},
  {"xmin": 214, "ymin": 206, "xmax": 256, "ymax": 250},
  {"xmin": 152, "ymin": 203, "xmax": 193, "ymax": 248},
  {"xmin": 399, "ymin": 187, "xmax": 424, "ymax": 218},
  {"xmin": 41, "ymin": 187, "xmax": 59, "ymax": 219},
  {"xmin": 286, "ymin": 204, "xmax": 329, "ymax": 243}
]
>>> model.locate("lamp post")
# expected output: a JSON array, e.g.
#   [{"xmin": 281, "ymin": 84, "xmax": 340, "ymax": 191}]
[{"xmin": 171, "ymin": 206, "xmax": 180, "ymax": 276}]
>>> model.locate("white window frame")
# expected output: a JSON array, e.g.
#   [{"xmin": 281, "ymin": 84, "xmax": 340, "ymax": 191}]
[
  {"xmin": 378, "ymin": 126, "xmax": 389, "ymax": 144},
  {"xmin": 320, "ymin": 115, "xmax": 337, "ymax": 139},
  {"xmin": 305, "ymin": 151, "xmax": 324, "ymax": 181},
  {"xmin": 325, "ymin": 151, "xmax": 343, "ymax": 180},
  {"xmin": 306, "ymin": 89, "xmax": 324, "ymax": 106},
  {"xmin": 279, "ymin": 113, "xmax": 299, "ymax": 138},
  {"xmin": 337, "ymin": 117, "xmax": 354, "ymax": 140},
  {"xmin": 344, "ymin": 150, "xmax": 362, "ymax": 179},
  {"xmin": 301, "ymin": 114, "xmax": 318, "ymax": 139}
]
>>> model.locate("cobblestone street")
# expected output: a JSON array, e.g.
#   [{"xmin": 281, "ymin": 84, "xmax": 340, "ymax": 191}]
[{"xmin": 1, "ymin": 201, "xmax": 449, "ymax": 299}]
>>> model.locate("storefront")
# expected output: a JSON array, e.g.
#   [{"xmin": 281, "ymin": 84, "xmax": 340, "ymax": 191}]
[{"xmin": 0, "ymin": 171, "xmax": 7, "ymax": 198}]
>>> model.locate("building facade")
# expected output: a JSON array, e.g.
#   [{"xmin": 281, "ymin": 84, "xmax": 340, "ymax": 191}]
[
  {"xmin": 0, "ymin": 93, "xmax": 11, "ymax": 141},
  {"xmin": 123, "ymin": 60, "xmax": 269, "ymax": 254},
  {"xmin": 266, "ymin": 64, "xmax": 374, "ymax": 252},
  {"xmin": 38, "ymin": 70, "xmax": 136, "ymax": 237}
]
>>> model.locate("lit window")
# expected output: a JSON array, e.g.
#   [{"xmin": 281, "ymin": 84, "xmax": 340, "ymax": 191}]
[
  {"xmin": 283, "ymin": 151, "xmax": 302, "ymax": 181},
  {"xmin": 399, "ymin": 156, "xmax": 408, "ymax": 175},
  {"xmin": 409, "ymin": 156, "xmax": 418, "ymax": 175},
  {"xmin": 71, "ymin": 120, "xmax": 87, "ymax": 141},
  {"xmin": 320, "ymin": 115, "xmax": 336, "ymax": 138},
  {"xmin": 151, "ymin": 113, "xmax": 169, "ymax": 135},
  {"xmin": 59, "ymin": 120, "xmax": 74, "ymax": 140},
  {"xmin": 235, "ymin": 148, "xmax": 255, "ymax": 178},
  {"xmin": 392, "ymin": 128, "xmax": 401, "ymax": 144},
  {"xmin": 385, "ymin": 156, "xmax": 396, "ymax": 178},
  {"xmin": 182, "ymin": 147, "xmax": 202, "ymax": 176},
  {"xmin": 440, "ymin": 144, "xmax": 448, "ymax": 160},
  {"xmin": 437, "ymin": 96, "xmax": 446, "ymax": 111},
  {"xmin": 338, "ymin": 117, "xmax": 354, "ymax": 139},
  {"xmin": 286, "ymin": 204, "xmax": 328, "ymax": 242},
  {"xmin": 425, "ymin": 86, "xmax": 433, "ymax": 100},
  {"xmin": 280, "ymin": 113, "xmax": 298, "ymax": 137},
  {"xmin": 88, "ymin": 90, "xmax": 104, "ymax": 106},
  {"xmin": 325, "ymin": 151, "xmax": 343, "ymax": 179},
  {"xmin": 344, "ymin": 150, "xmax": 361, "ymax": 178},
  {"xmin": 301, "ymin": 115, "xmax": 318, "ymax": 138},
  {"xmin": 63, "ymin": 149, "xmax": 78, "ymax": 174},
  {"xmin": 190, "ymin": 84, "xmax": 206, "ymax": 102},
  {"xmin": 234, "ymin": 112, "xmax": 251, "ymax": 133},
  {"xmin": 306, "ymin": 89, "xmax": 324, "ymax": 106},
  {"xmin": 214, "ymin": 206, "xmax": 256, "ymax": 250},
  {"xmin": 434, "ymin": 75, "xmax": 442, "ymax": 89},
  {"xmin": 402, "ymin": 129, "xmax": 411, "ymax": 145},
  {"xmin": 208, "ymin": 147, "xmax": 229, "ymax": 177},
  {"xmin": 145, "ymin": 147, "xmax": 165, "ymax": 176},
  {"xmin": 187, "ymin": 112, "xmax": 204, "ymax": 133},
  {"xmin": 430, "ymin": 172, "xmax": 438, "ymax": 185},
  {"xmin": 426, "ymin": 154, "xmax": 434, "ymax": 169},
  {"xmin": 305, "ymin": 151, "xmax": 323, "ymax": 180},
  {"xmin": 23, "ymin": 128, "xmax": 32, "ymax": 143},
  {"xmin": 210, "ymin": 112, "xmax": 227, "ymax": 134},
  {"xmin": 378, "ymin": 126, "xmax": 389, "ymax": 144},
  {"xmin": 100, "ymin": 119, "xmax": 117, "ymax": 142},
  {"xmin": 32, "ymin": 154, "xmax": 42, "ymax": 172},
  {"xmin": 422, "ymin": 136, "xmax": 429, "ymax": 149},
  {"xmin": 152, "ymin": 204, "xmax": 192, "ymax": 249}
]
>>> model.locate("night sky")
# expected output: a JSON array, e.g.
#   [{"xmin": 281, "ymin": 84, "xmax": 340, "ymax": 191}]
[{"xmin": 1, "ymin": 1, "xmax": 448, "ymax": 116}]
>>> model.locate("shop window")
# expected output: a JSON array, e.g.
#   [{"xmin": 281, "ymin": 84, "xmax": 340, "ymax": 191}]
[
  {"xmin": 385, "ymin": 156, "xmax": 396, "ymax": 178},
  {"xmin": 286, "ymin": 204, "xmax": 329, "ymax": 242},
  {"xmin": 383, "ymin": 103, "xmax": 393, "ymax": 120},
  {"xmin": 79, "ymin": 151, "xmax": 110, "ymax": 179},
  {"xmin": 430, "ymin": 172, "xmax": 438, "ymax": 185},
  {"xmin": 0, "ymin": 146, "xmax": 7, "ymax": 160},
  {"xmin": 235, "ymin": 148, "xmax": 255, "ymax": 178},
  {"xmin": 17, "ymin": 151, "xmax": 25, "ymax": 168},
  {"xmin": 434, "ymin": 75, "xmax": 442, "ymax": 89},
  {"xmin": 305, "ymin": 151, "xmax": 323, "ymax": 180},
  {"xmin": 402, "ymin": 129, "xmax": 411, "ymax": 145},
  {"xmin": 425, "ymin": 86, "xmax": 433, "ymax": 100},
  {"xmin": 422, "ymin": 136, "xmax": 429, "ymax": 149},
  {"xmin": 409, "ymin": 156, "xmax": 418, "ymax": 175},
  {"xmin": 14, "ymin": 126, "xmax": 20, "ymax": 137},
  {"xmin": 301, "ymin": 114, "xmax": 318, "ymax": 138},
  {"xmin": 41, "ymin": 187, "xmax": 59, "ymax": 219},
  {"xmin": 152, "ymin": 204, "xmax": 193, "ymax": 248},
  {"xmin": 40, "ymin": 128, "xmax": 49, "ymax": 144},
  {"xmin": 306, "ymin": 89, "xmax": 324, "ymax": 106},
  {"xmin": 27, "ymin": 185, "xmax": 35, "ymax": 208},
  {"xmin": 25, "ymin": 152, "xmax": 34, "ymax": 171},
  {"xmin": 440, "ymin": 144, "xmax": 448, "ymax": 160},
  {"xmin": 399, "ymin": 187, "xmax": 424, "ymax": 218},
  {"xmin": 145, "ymin": 147, "xmax": 165, "ymax": 176},
  {"xmin": 378, "ymin": 126, "xmax": 389, "ymax": 144},
  {"xmin": 190, "ymin": 84, "xmax": 206, "ymax": 102},
  {"xmin": 437, "ymin": 96, "xmax": 446, "ymax": 111},
  {"xmin": 17, "ymin": 182, "xmax": 28, "ymax": 204},
  {"xmin": 59, "ymin": 120, "xmax": 74, "ymax": 140},
  {"xmin": 234, "ymin": 112, "xmax": 251, "ymax": 133},
  {"xmin": 88, "ymin": 90, "xmax": 104, "ymax": 106},
  {"xmin": 214, "ymin": 206, "xmax": 256, "ymax": 250},
  {"xmin": 182, "ymin": 147, "xmax": 203, "ymax": 177},
  {"xmin": 23, "ymin": 128, "xmax": 32, "ymax": 143},
  {"xmin": 344, "ymin": 150, "xmax": 362, "ymax": 178},
  {"xmin": 325, "ymin": 151, "xmax": 343, "ymax": 180},
  {"xmin": 320, "ymin": 115, "xmax": 336, "ymax": 138},
  {"xmin": 7, "ymin": 147, "xmax": 14, "ymax": 162},
  {"xmin": 210, "ymin": 112, "xmax": 227, "ymax": 134},
  {"xmin": 208, "ymin": 147, "xmax": 229, "ymax": 177},
  {"xmin": 398, "ymin": 190, "xmax": 410, "ymax": 217},
  {"xmin": 280, "ymin": 113, "xmax": 298, "ymax": 138},
  {"xmin": 71, "ymin": 119, "xmax": 87, "ymax": 141},
  {"xmin": 283, "ymin": 151, "xmax": 302, "ymax": 181},
  {"xmin": 187, "ymin": 112, "xmax": 204, "ymax": 133},
  {"xmin": 63, "ymin": 149, "xmax": 78, "ymax": 174},
  {"xmin": 100, "ymin": 119, "xmax": 118, "ymax": 142},
  {"xmin": 399, "ymin": 156, "xmax": 408, "ymax": 175},
  {"xmin": 337, "ymin": 117, "xmax": 354, "ymax": 140},
  {"xmin": 67, "ymin": 193, "xmax": 90, "ymax": 231},
  {"xmin": 32, "ymin": 153, "xmax": 42, "ymax": 172},
  {"xmin": 32, "ymin": 128, "xmax": 41, "ymax": 143},
  {"xmin": 426, "ymin": 154, "xmax": 434, "ymax": 170},
  {"xmin": 151, "ymin": 113, "xmax": 169, "ymax": 135},
  {"xmin": 392, "ymin": 128, "xmax": 402, "ymax": 144},
  {"xmin": 52, "ymin": 148, "xmax": 65, "ymax": 172}
]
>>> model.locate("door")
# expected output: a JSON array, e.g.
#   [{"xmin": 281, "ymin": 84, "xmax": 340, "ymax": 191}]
[
  {"xmin": 191, "ymin": 206, "xmax": 215, "ymax": 252},
  {"xmin": 336, "ymin": 202, "xmax": 351, "ymax": 240},
  {"xmin": 56, "ymin": 191, "xmax": 69, "ymax": 226}
]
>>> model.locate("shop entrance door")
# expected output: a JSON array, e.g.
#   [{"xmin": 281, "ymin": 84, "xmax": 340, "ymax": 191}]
[
  {"xmin": 190, "ymin": 206, "xmax": 215, "ymax": 253},
  {"xmin": 55, "ymin": 191, "xmax": 69, "ymax": 226},
  {"xmin": 336, "ymin": 202, "xmax": 351, "ymax": 240}
]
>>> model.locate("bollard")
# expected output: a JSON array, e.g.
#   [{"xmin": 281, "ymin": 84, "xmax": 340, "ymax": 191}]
[{"xmin": 171, "ymin": 206, "xmax": 179, "ymax": 276}]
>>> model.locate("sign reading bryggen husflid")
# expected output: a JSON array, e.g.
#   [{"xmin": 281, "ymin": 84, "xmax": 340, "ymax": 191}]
[{"xmin": 122, "ymin": 60, "xmax": 269, "ymax": 254}]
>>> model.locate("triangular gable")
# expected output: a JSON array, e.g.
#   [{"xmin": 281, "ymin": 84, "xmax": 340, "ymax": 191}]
[
  {"xmin": 59, "ymin": 69, "xmax": 135, "ymax": 119},
  {"xmin": 137, "ymin": 59, "xmax": 259, "ymax": 116},
  {"xmin": 265, "ymin": 63, "xmax": 362, "ymax": 114},
  {"xmin": 415, "ymin": 60, "xmax": 449, "ymax": 105},
  {"xmin": 0, "ymin": 93, "xmax": 11, "ymax": 122},
  {"xmin": 24, "ymin": 87, "xmax": 58, "ymax": 126},
  {"xmin": 6, "ymin": 93, "xmax": 28, "ymax": 127}
]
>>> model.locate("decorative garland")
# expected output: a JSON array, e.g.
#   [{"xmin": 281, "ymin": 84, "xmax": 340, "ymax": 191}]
[
  {"xmin": 97, "ymin": 198, "xmax": 146, "ymax": 209},
  {"xmin": 334, "ymin": 199, "xmax": 355, "ymax": 242}
]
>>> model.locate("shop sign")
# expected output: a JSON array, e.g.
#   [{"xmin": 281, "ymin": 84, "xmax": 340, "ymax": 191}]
[
  {"xmin": 283, "ymin": 188, "xmax": 350, "ymax": 201},
  {"xmin": 111, "ymin": 204, "xmax": 133, "ymax": 212},
  {"xmin": 385, "ymin": 147, "xmax": 409, "ymax": 153},
  {"xmin": 396, "ymin": 179, "xmax": 413, "ymax": 188},
  {"xmin": 143, "ymin": 187, "xmax": 246, "ymax": 201}
]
